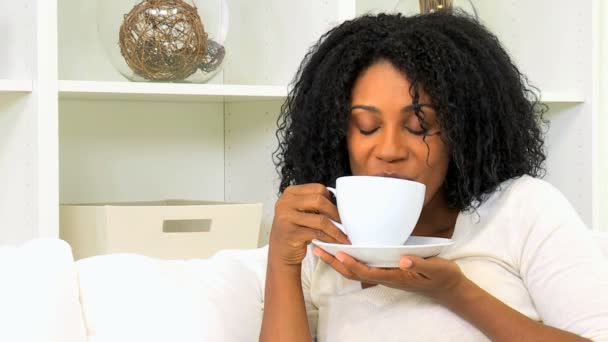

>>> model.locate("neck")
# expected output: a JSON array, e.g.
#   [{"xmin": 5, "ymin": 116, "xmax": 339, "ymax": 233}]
[{"xmin": 413, "ymin": 191, "xmax": 460, "ymax": 238}]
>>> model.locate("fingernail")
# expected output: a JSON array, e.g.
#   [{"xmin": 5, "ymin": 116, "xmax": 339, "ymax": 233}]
[
  {"xmin": 313, "ymin": 247, "xmax": 322, "ymax": 257},
  {"xmin": 400, "ymin": 258, "xmax": 412, "ymax": 269},
  {"xmin": 335, "ymin": 253, "xmax": 345, "ymax": 262}
]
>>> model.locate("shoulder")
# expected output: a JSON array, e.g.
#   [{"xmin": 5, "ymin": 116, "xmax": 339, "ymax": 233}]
[
  {"xmin": 507, "ymin": 175, "xmax": 563, "ymax": 197},
  {"xmin": 466, "ymin": 175, "xmax": 587, "ymax": 245},
  {"xmin": 499, "ymin": 175, "xmax": 563, "ymax": 201},
  {"xmin": 484, "ymin": 175, "xmax": 575, "ymax": 221}
]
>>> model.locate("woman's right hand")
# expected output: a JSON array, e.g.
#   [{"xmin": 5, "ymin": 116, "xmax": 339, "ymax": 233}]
[{"xmin": 269, "ymin": 183, "xmax": 350, "ymax": 266}]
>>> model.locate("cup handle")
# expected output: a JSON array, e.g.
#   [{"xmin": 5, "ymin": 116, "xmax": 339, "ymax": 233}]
[{"xmin": 325, "ymin": 186, "xmax": 346, "ymax": 235}]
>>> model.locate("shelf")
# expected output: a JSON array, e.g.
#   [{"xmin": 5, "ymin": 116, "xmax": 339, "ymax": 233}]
[
  {"xmin": 0, "ymin": 79, "xmax": 33, "ymax": 93},
  {"xmin": 540, "ymin": 91, "xmax": 585, "ymax": 103},
  {"xmin": 58, "ymin": 80, "xmax": 288, "ymax": 103},
  {"xmin": 57, "ymin": 81, "xmax": 582, "ymax": 104}
]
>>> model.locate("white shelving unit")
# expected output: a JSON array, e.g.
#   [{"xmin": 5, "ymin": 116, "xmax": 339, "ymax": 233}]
[
  {"xmin": 58, "ymin": 81, "xmax": 287, "ymax": 102},
  {"xmin": 540, "ymin": 92, "xmax": 586, "ymax": 103},
  {"xmin": 56, "ymin": 0, "xmax": 350, "ymax": 247},
  {"xmin": 0, "ymin": 80, "xmax": 33, "ymax": 93},
  {"xmin": 57, "ymin": 81, "xmax": 586, "ymax": 104},
  {"xmin": 599, "ymin": 0, "xmax": 608, "ymax": 233},
  {"xmin": 0, "ymin": 0, "xmax": 57, "ymax": 245},
  {"xmin": 0, "ymin": 0, "xmax": 605, "ymax": 249}
]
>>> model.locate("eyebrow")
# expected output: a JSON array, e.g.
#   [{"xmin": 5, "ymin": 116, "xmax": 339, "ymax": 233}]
[{"xmin": 350, "ymin": 104, "xmax": 427, "ymax": 115}]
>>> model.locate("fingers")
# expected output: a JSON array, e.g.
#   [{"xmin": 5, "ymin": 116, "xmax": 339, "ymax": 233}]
[
  {"xmin": 292, "ymin": 193, "xmax": 340, "ymax": 223},
  {"xmin": 269, "ymin": 183, "xmax": 343, "ymax": 266},
  {"xmin": 314, "ymin": 248, "xmax": 397, "ymax": 284},
  {"xmin": 314, "ymin": 248, "xmax": 459, "ymax": 296},
  {"xmin": 291, "ymin": 210, "xmax": 349, "ymax": 244},
  {"xmin": 312, "ymin": 247, "xmax": 358, "ymax": 280},
  {"xmin": 399, "ymin": 256, "xmax": 414, "ymax": 270},
  {"xmin": 399, "ymin": 255, "xmax": 439, "ymax": 277},
  {"xmin": 316, "ymin": 250, "xmax": 422, "ymax": 285},
  {"xmin": 284, "ymin": 183, "xmax": 332, "ymax": 197},
  {"xmin": 294, "ymin": 226, "xmax": 341, "ymax": 244},
  {"xmin": 334, "ymin": 252, "xmax": 398, "ymax": 283},
  {"xmin": 284, "ymin": 184, "xmax": 338, "ymax": 219},
  {"xmin": 279, "ymin": 184, "xmax": 345, "ymax": 242}
]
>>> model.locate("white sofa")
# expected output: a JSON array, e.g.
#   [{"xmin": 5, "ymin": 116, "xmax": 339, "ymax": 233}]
[
  {"xmin": 1, "ymin": 234, "xmax": 607, "ymax": 342},
  {"xmin": 0, "ymin": 239, "xmax": 268, "ymax": 342}
]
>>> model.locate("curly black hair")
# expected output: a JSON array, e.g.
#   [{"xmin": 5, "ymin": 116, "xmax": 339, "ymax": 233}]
[{"xmin": 273, "ymin": 10, "xmax": 547, "ymax": 211}]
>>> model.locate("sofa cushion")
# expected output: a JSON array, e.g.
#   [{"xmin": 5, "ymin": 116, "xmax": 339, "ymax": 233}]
[
  {"xmin": 594, "ymin": 232, "xmax": 608, "ymax": 258},
  {"xmin": 75, "ymin": 246, "xmax": 268, "ymax": 342},
  {"xmin": 0, "ymin": 238, "xmax": 87, "ymax": 342}
]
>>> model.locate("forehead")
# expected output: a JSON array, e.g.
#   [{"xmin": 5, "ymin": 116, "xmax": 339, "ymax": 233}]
[{"xmin": 351, "ymin": 60, "xmax": 433, "ymax": 105}]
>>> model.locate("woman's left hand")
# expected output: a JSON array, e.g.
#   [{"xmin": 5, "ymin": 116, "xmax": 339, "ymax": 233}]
[{"xmin": 313, "ymin": 246, "xmax": 466, "ymax": 301}]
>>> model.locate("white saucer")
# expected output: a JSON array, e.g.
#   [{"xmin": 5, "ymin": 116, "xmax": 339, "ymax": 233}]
[{"xmin": 312, "ymin": 236, "xmax": 454, "ymax": 268}]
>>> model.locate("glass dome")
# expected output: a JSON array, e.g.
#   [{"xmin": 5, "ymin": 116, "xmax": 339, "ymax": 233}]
[
  {"xmin": 393, "ymin": 0, "xmax": 477, "ymax": 17},
  {"xmin": 97, "ymin": 0, "xmax": 229, "ymax": 83}
]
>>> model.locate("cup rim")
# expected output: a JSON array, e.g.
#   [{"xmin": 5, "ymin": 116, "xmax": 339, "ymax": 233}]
[{"xmin": 336, "ymin": 175, "xmax": 426, "ymax": 190}]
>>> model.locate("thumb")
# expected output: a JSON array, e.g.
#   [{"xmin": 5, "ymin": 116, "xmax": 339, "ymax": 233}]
[{"xmin": 399, "ymin": 255, "xmax": 434, "ymax": 275}]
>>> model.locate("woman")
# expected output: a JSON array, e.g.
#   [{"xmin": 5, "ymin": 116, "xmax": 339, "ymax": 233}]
[{"xmin": 260, "ymin": 11, "xmax": 608, "ymax": 341}]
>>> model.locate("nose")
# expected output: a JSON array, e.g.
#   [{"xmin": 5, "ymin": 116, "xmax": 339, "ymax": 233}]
[{"xmin": 375, "ymin": 127, "xmax": 410, "ymax": 163}]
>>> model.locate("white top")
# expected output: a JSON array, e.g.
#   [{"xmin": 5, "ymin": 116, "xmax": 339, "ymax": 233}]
[{"xmin": 301, "ymin": 175, "xmax": 608, "ymax": 341}]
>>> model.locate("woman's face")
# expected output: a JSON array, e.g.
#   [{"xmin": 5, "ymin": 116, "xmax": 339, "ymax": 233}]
[{"xmin": 347, "ymin": 60, "xmax": 450, "ymax": 206}]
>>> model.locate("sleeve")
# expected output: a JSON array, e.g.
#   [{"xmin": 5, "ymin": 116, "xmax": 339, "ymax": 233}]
[
  {"xmin": 519, "ymin": 183, "xmax": 608, "ymax": 341},
  {"xmin": 301, "ymin": 244, "xmax": 320, "ymax": 340}
]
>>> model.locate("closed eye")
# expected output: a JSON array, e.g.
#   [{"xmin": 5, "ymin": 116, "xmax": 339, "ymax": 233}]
[
  {"xmin": 359, "ymin": 127, "xmax": 380, "ymax": 135},
  {"xmin": 406, "ymin": 127, "xmax": 428, "ymax": 136},
  {"xmin": 359, "ymin": 126, "xmax": 433, "ymax": 136}
]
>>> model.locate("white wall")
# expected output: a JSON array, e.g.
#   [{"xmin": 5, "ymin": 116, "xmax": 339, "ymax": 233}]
[
  {"xmin": 59, "ymin": 100, "xmax": 226, "ymax": 204},
  {"xmin": 599, "ymin": 0, "xmax": 608, "ymax": 231}
]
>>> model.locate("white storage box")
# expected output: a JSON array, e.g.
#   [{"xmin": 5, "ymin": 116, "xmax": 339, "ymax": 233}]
[{"xmin": 60, "ymin": 200, "xmax": 263, "ymax": 260}]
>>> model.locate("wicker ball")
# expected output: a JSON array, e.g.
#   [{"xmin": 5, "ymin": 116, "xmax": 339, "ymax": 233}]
[
  {"xmin": 419, "ymin": 0, "xmax": 453, "ymax": 13},
  {"xmin": 119, "ymin": 0, "xmax": 208, "ymax": 81}
]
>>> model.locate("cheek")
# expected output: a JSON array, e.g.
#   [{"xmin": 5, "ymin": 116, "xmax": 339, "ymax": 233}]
[
  {"xmin": 428, "ymin": 142, "xmax": 450, "ymax": 171},
  {"xmin": 423, "ymin": 136, "xmax": 449, "ymax": 167},
  {"xmin": 346, "ymin": 133, "xmax": 372, "ymax": 173},
  {"xmin": 346, "ymin": 136, "xmax": 362, "ymax": 171},
  {"xmin": 420, "ymin": 139, "xmax": 450, "ymax": 202}
]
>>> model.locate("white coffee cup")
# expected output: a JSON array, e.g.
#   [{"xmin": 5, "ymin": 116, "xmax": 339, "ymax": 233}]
[{"xmin": 326, "ymin": 176, "xmax": 426, "ymax": 246}]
